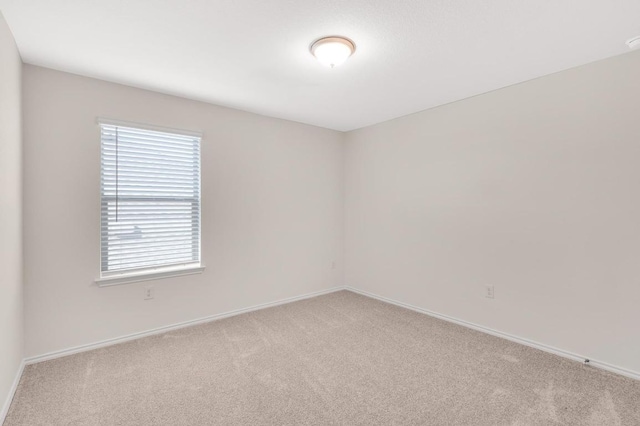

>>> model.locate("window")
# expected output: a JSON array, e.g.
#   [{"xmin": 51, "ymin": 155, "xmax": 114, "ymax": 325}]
[{"xmin": 99, "ymin": 120, "xmax": 201, "ymax": 283}]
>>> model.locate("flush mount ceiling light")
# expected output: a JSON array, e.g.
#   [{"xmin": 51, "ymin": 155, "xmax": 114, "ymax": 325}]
[
  {"xmin": 310, "ymin": 36, "xmax": 356, "ymax": 68},
  {"xmin": 627, "ymin": 36, "xmax": 640, "ymax": 49}
]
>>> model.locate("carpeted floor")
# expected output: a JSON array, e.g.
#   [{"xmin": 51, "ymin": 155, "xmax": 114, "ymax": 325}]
[{"xmin": 5, "ymin": 290, "xmax": 640, "ymax": 425}]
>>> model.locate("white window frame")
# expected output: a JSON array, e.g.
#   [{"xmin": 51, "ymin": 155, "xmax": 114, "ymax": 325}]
[{"xmin": 95, "ymin": 118, "xmax": 204, "ymax": 287}]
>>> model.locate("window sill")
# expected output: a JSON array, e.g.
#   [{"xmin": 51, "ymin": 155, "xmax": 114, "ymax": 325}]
[{"xmin": 95, "ymin": 265, "xmax": 205, "ymax": 287}]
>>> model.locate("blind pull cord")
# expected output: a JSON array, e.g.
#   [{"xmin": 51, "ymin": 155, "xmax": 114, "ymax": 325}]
[{"xmin": 115, "ymin": 126, "xmax": 119, "ymax": 222}]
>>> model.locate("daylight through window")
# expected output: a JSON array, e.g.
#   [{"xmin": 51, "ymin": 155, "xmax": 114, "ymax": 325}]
[{"xmin": 100, "ymin": 122, "xmax": 201, "ymax": 276}]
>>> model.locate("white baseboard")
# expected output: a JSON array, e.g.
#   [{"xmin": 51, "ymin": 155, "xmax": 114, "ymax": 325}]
[
  {"xmin": 1, "ymin": 359, "xmax": 25, "ymax": 425},
  {"xmin": 345, "ymin": 286, "xmax": 640, "ymax": 382},
  {"xmin": 20, "ymin": 284, "xmax": 640, "ymax": 385},
  {"xmin": 25, "ymin": 286, "xmax": 346, "ymax": 365}
]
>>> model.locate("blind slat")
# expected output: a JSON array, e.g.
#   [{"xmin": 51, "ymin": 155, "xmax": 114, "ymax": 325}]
[
  {"xmin": 103, "ymin": 237, "xmax": 197, "ymax": 245},
  {"xmin": 102, "ymin": 229, "xmax": 199, "ymax": 238},
  {"xmin": 105, "ymin": 254, "xmax": 198, "ymax": 270},
  {"xmin": 102, "ymin": 213, "xmax": 199, "ymax": 219},
  {"xmin": 102, "ymin": 126, "xmax": 199, "ymax": 144},
  {"xmin": 102, "ymin": 145, "xmax": 198, "ymax": 161},
  {"xmin": 104, "ymin": 242, "xmax": 198, "ymax": 254},
  {"xmin": 101, "ymin": 260, "xmax": 199, "ymax": 274},
  {"xmin": 102, "ymin": 247, "xmax": 197, "ymax": 262},
  {"xmin": 101, "ymin": 164, "xmax": 200, "ymax": 176},
  {"xmin": 102, "ymin": 150, "xmax": 198, "ymax": 165}
]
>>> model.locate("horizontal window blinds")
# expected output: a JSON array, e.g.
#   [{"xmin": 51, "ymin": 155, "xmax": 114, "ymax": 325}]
[{"xmin": 100, "ymin": 123, "xmax": 201, "ymax": 275}]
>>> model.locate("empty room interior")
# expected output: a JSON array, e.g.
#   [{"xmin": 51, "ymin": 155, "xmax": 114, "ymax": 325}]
[{"xmin": 2, "ymin": 1, "xmax": 640, "ymax": 424}]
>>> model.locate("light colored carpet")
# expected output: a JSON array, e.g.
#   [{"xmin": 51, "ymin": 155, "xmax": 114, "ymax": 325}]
[{"xmin": 5, "ymin": 290, "xmax": 640, "ymax": 425}]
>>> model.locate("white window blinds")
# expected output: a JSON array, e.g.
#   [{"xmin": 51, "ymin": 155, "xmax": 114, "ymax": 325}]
[{"xmin": 100, "ymin": 122, "xmax": 201, "ymax": 276}]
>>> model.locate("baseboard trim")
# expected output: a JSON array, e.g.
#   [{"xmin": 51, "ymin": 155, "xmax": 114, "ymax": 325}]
[
  {"xmin": 1, "ymin": 359, "xmax": 25, "ymax": 425},
  {"xmin": 345, "ymin": 286, "xmax": 640, "ymax": 382},
  {"xmin": 25, "ymin": 286, "xmax": 346, "ymax": 365},
  {"xmin": 21, "ymin": 285, "xmax": 640, "ymax": 382}
]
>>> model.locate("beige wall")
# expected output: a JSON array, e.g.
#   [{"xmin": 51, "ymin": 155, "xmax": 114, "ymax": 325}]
[
  {"xmin": 22, "ymin": 65, "xmax": 345, "ymax": 358},
  {"xmin": 345, "ymin": 51, "xmax": 640, "ymax": 375},
  {"xmin": 0, "ymin": 11, "xmax": 23, "ymax": 417}
]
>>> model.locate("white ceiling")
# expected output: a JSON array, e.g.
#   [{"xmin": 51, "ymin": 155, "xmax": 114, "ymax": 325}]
[{"xmin": 1, "ymin": 0, "xmax": 639, "ymax": 131}]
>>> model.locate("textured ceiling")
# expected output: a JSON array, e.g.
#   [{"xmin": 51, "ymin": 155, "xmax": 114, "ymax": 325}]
[{"xmin": 1, "ymin": 0, "xmax": 639, "ymax": 131}]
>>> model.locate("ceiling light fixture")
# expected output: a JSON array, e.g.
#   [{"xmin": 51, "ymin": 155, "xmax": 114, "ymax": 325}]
[
  {"xmin": 310, "ymin": 36, "xmax": 356, "ymax": 68},
  {"xmin": 627, "ymin": 36, "xmax": 640, "ymax": 49}
]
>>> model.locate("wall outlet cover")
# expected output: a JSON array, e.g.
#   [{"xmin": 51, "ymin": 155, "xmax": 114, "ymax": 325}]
[
  {"xmin": 485, "ymin": 285, "xmax": 495, "ymax": 299},
  {"xmin": 144, "ymin": 286, "xmax": 154, "ymax": 300}
]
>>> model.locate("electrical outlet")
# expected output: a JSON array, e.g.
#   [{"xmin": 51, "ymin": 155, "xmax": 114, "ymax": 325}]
[
  {"xmin": 144, "ymin": 285, "xmax": 154, "ymax": 300},
  {"xmin": 485, "ymin": 285, "xmax": 495, "ymax": 299}
]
